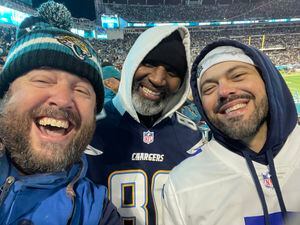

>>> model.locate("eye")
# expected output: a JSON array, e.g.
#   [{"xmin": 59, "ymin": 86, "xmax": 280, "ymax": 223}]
[
  {"xmin": 143, "ymin": 63, "xmax": 155, "ymax": 68},
  {"xmin": 231, "ymin": 72, "xmax": 246, "ymax": 81},
  {"xmin": 202, "ymin": 84, "xmax": 216, "ymax": 95},
  {"xmin": 168, "ymin": 71, "xmax": 177, "ymax": 77},
  {"xmin": 75, "ymin": 85, "xmax": 92, "ymax": 97},
  {"xmin": 30, "ymin": 76, "xmax": 54, "ymax": 86},
  {"xmin": 34, "ymin": 79, "xmax": 48, "ymax": 83}
]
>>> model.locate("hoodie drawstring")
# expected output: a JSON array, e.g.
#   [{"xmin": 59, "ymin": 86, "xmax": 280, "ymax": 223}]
[
  {"xmin": 243, "ymin": 150, "xmax": 288, "ymax": 225},
  {"xmin": 266, "ymin": 150, "xmax": 287, "ymax": 223},
  {"xmin": 243, "ymin": 150, "xmax": 270, "ymax": 225}
]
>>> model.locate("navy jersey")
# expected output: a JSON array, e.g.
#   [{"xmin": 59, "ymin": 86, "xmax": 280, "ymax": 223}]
[{"xmin": 87, "ymin": 101, "xmax": 203, "ymax": 225}]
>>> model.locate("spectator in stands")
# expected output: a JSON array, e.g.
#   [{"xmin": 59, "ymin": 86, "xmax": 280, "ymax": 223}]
[
  {"xmin": 0, "ymin": 2, "xmax": 120, "ymax": 224},
  {"xmin": 162, "ymin": 39, "xmax": 300, "ymax": 225},
  {"xmin": 178, "ymin": 90, "xmax": 201, "ymax": 125},
  {"xmin": 102, "ymin": 60, "xmax": 121, "ymax": 104},
  {"xmin": 86, "ymin": 25, "xmax": 203, "ymax": 225}
]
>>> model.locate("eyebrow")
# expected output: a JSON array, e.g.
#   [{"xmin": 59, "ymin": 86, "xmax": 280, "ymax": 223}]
[{"xmin": 200, "ymin": 64, "xmax": 252, "ymax": 92}]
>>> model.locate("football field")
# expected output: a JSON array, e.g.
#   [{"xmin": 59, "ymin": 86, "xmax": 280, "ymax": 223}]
[
  {"xmin": 281, "ymin": 71, "xmax": 300, "ymax": 115},
  {"xmin": 282, "ymin": 71, "xmax": 300, "ymax": 96}
]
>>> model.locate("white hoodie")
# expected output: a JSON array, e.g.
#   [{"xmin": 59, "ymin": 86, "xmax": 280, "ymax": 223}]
[{"xmin": 113, "ymin": 25, "xmax": 192, "ymax": 124}]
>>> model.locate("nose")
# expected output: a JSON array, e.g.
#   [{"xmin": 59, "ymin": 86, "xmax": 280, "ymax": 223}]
[
  {"xmin": 218, "ymin": 80, "xmax": 236, "ymax": 98},
  {"xmin": 148, "ymin": 66, "xmax": 168, "ymax": 87},
  {"xmin": 47, "ymin": 83, "xmax": 75, "ymax": 110}
]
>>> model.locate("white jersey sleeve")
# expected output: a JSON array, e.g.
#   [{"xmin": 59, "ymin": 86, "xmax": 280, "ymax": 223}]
[{"xmin": 161, "ymin": 178, "xmax": 187, "ymax": 225}]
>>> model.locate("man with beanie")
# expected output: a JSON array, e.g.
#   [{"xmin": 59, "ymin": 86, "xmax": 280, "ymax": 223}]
[
  {"xmin": 162, "ymin": 39, "xmax": 300, "ymax": 225},
  {"xmin": 0, "ymin": 1, "xmax": 120, "ymax": 224},
  {"xmin": 86, "ymin": 26, "xmax": 203, "ymax": 225}
]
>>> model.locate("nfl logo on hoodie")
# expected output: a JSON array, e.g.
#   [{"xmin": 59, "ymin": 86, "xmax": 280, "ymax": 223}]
[
  {"xmin": 262, "ymin": 171, "xmax": 273, "ymax": 189},
  {"xmin": 143, "ymin": 131, "xmax": 154, "ymax": 144}
]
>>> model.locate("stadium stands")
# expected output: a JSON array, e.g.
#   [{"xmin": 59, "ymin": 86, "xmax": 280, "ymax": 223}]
[
  {"xmin": 0, "ymin": 0, "xmax": 299, "ymax": 69},
  {"xmin": 90, "ymin": 25, "xmax": 299, "ymax": 67},
  {"xmin": 101, "ymin": 0, "xmax": 300, "ymax": 22}
]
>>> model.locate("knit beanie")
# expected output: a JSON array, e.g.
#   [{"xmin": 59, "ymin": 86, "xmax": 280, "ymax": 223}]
[
  {"xmin": 142, "ymin": 30, "xmax": 187, "ymax": 79},
  {"xmin": 0, "ymin": 1, "xmax": 104, "ymax": 113},
  {"xmin": 197, "ymin": 46, "xmax": 254, "ymax": 79},
  {"xmin": 102, "ymin": 65, "xmax": 121, "ymax": 80}
]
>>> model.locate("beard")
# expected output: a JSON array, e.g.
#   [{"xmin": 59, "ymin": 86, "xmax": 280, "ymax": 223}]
[
  {"xmin": 209, "ymin": 94, "xmax": 269, "ymax": 140},
  {"xmin": 131, "ymin": 80, "xmax": 174, "ymax": 116},
  {"xmin": 0, "ymin": 93, "xmax": 95, "ymax": 174}
]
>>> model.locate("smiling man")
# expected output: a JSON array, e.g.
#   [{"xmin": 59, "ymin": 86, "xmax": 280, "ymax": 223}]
[
  {"xmin": 86, "ymin": 26, "xmax": 203, "ymax": 225},
  {"xmin": 0, "ymin": 1, "xmax": 120, "ymax": 224},
  {"xmin": 162, "ymin": 39, "xmax": 300, "ymax": 225}
]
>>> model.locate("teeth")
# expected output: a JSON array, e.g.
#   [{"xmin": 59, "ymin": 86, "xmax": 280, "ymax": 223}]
[
  {"xmin": 225, "ymin": 103, "xmax": 246, "ymax": 114},
  {"xmin": 38, "ymin": 117, "xmax": 69, "ymax": 129},
  {"xmin": 142, "ymin": 87, "xmax": 160, "ymax": 96}
]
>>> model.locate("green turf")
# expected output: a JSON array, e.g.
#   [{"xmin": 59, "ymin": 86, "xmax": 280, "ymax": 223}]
[{"xmin": 281, "ymin": 71, "xmax": 300, "ymax": 98}]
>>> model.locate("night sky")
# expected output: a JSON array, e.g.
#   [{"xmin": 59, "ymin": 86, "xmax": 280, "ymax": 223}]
[{"xmin": 32, "ymin": 0, "xmax": 96, "ymax": 20}]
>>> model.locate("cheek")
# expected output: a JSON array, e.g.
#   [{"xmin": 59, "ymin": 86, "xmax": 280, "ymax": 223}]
[
  {"xmin": 257, "ymin": 82, "xmax": 267, "ymax": 96},
  {"xmin": 169, "ymin": 78, "xmax": 182, "ymax": 93},
  {"xmin": 77, "ymin": 100, "xmax": 96, "ymax": 122},
  {"xmin": 246, "ymin": 78, "xmax": 266, "ymax": 93},
  {"xmin": 133, "ymin": 68, "xmax": 147, "ymax": 82},
  {"xmin": 8, "ymin": 91, "xmax": 43, "ymax": 112},
  {"xmin": 201, "ymin": 96, "xmax": 216, "ymax": 116}
]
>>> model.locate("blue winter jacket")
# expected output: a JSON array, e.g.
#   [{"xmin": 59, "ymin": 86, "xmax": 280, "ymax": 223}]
[{"xmin": 0, "ymin": 154, "xmax": 121, "ymax": 225}]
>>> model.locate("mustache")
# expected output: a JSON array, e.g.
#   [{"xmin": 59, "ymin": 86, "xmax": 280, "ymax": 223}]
[
  {"xmin": 214, "ymin": 94, "xmax": 253, "ymax": 113},
  {"xmin": 31, "ymin": 106, "xmax": 81, "ymax": 128}
]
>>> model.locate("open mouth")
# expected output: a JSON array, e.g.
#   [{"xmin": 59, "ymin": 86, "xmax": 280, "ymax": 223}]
[
  {"xmin": 218, "ymin": 99, "xmax": 249, "ymax": 115},
  {"xmin": 140, "ymin": 85, "xmax": 163, "ymax": 101},
  {"xmin": 36, "ymin": 117, "xmax": 74, "ymax": 137},
  {"xmin": 224, "ymin": 103, "xmax": 247, "ymax": 114},
  {"xmin": 142, "ymin": 86, "xmax": 160, "ymax": 96}
]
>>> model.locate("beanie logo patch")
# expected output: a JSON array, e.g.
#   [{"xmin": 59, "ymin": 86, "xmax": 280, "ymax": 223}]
[{"xmin": 56, "ymin": 35, "xmax": 92, "ymax": 60}]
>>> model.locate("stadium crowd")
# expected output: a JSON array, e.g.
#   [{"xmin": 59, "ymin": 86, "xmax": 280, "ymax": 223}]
[
  {"xmin": 0, "ymin": 26, "xmax": 16, "ymax": 69},
  {"xmin": 0, "ymin": 25, "xmax": 299, "ymax": 70},
  {"xmin": 89, "ymin": 25, "xmax": 300, "ymax": 67},
  {"xmin": 102, "ymin": 0, "xmax": 300, "ymax": 22}
]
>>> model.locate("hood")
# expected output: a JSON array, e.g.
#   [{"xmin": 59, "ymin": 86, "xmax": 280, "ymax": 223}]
[
  {"xmin": 114, "ymin": 26, "xmax": 191, "ymax": 125},
  {"xmin": 191, "ymin": 39, "xmax": 297, "ymax": 163}
]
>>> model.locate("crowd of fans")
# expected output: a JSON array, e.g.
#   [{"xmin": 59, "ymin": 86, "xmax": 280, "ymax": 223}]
[
  {"xmin": 189, "ymin": 25, "xmax": 300, "ymax": 66},
  {"xmin": 0, "ymin": 24, "xmax": 299, "ymax": 70},
  {"xmin": 88, "ymin": 25, "xmax": 299, "ymax": 67},
  {"xmin": 89, "ymin": 33, "xmax": 139, "ymax": 68},
  {"xmin": 102, "ymin": 0, "xmax": 300, "ymax": 22},
  {"xmin": 0, "ymin": 26, "xmax": 16, "ymax": 69}
]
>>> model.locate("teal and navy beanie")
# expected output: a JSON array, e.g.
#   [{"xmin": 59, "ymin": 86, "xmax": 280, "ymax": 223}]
[{"xmin": 0, "ymin": 1, "xmax": 104, "ymax": 113}]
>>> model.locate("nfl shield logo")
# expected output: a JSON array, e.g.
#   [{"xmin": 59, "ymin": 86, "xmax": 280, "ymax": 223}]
[
  {"xmin": 262, "ymin": 172, "xmax": 273, "ymax": 189},
  {"xmin": 143, "ymin": 131, "xmax": 154, "ymax": 144}
]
